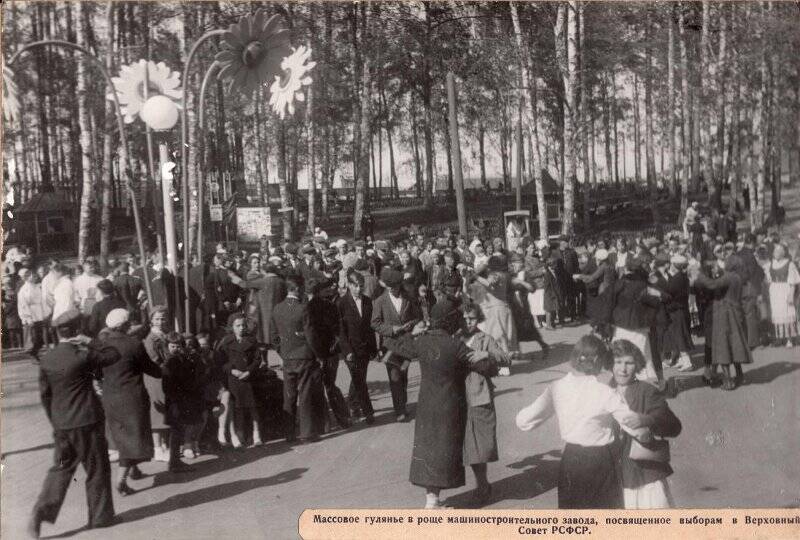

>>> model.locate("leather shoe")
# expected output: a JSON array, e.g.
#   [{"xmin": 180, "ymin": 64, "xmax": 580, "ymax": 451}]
[
  {"xmin": 26, "ymin": 513, "xmax": 42, "ymax": 539},
  {"xmin": 364, "ymin": 415, "xmax": 375, "ymax": 425},
  {"xmin": 396, "ymin": 414, "xmax": 408, "ymax": 423}
]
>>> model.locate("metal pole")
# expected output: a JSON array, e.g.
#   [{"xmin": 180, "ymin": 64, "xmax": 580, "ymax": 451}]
[
  {"xmin": 516, "ymin": 103, "xmax": 523, "ymax": 211},
  {"xmin": 197, "ymin": 61, "xmax": 221, "ymax": 273},
  {"xmin": 9, "ymin": 40, "xmax": 154, "ymax": 308},
  {"xmin": 181, "ymin": 29, "xmax": 227, "ymax": 333},
  {"xmin": 143, "ymin": 61, "xmax": 166, "ymax": 266},
  {"xmin": 159, "ymin": 143, "xmax": 180, "ymax": 330},
  {"xmin": 446, "ymin": 71, "xmax": 467, "ymax": 237}
]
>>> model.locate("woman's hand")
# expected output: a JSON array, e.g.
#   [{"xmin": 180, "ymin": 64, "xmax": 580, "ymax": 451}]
[
  {"xmin": 231, "ymin": 369, "xmax": 242, "ymax": 377},
  {"xmin": 620, "ymin": 413, "xmax": 646, "ymax": 430},
  {"xmin": 238, "ymin": 370, "xmax": 250, "ymax": 380}
]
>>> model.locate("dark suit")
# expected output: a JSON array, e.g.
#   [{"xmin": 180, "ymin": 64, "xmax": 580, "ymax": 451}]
[
  {"xmin": 308, "ymin": 295, "xmax": 350, "ymax": 428},
  {"xmin": 338, "ymin": 293, "xmax": 376, "ymax": 418},
  {"xmin": 561, "ymin": 248, "xmax": 580, "ymax": 319},
  {"xmin": 371, "ymin": 290, "xmax": 422, "ymax": 416},
  {"xmin": 86, "ymin": 295, "xmax": 127, "ymax": 338},
  {"xmin": 114, "ymin": 273, "xmax": 143, "ymax": 322},
  {"xmin": 34, "ymin": 339, "xmax": 119, "ymax": 529},
  {"xmin": 271, "ymin": 296, "xmax": 325, "ymax": 440}
]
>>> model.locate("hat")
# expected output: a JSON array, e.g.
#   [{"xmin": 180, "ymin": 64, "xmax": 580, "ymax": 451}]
[
  {"xmin": 97, "ymin": 279, "xmax": 115, "ymax": 295},
  {"xmin": 374, "ymin": 240, "xmax": 389, "ymax": 251},
  {"xmin": 594, "ymin": 249, "xmax": 609, "ymax": 262},
  {"xmin": 302, "ymin": 245, "xmax": 317, "ymax": 255},
  {"xmin": 285, "ymin": 243, "xmax": 298, "ymax": 255},
  {"xmin": 313, "ymin": 235, "xmax": 326, "ymax": 243},
  {"xmin": 670, "ymin": 254, "xmax": 688, "ymax": 268},
  {"xmin": 249, "ymin": 253, "xmax": 261, "ymax": 261},
  {"xmin": 52, "ymin": 308, "xmax": 82, "ymax": 328},
  {"xmin": 105, "ymin": 308, "xmax": 130, "ymax": 329},
  {"xmin": 429, "ymin": 248, "xmax": 441, "ymax": 258},
  {"xmin": 306, "ymin": 277, "xmax": 332, "ymax": 295},
  {"xmin": 724, "ymin": 241, "xmax": 735, "ymax": 251},
  {"xmin": 336, "ymin": 239, "xmax": 348, "ymax": 248},
  {"xmin": 268, "ymin": 255, "xmax": 283, "ymax": 265},
  {"xmin": 380, "ymin": 267, "xmax": 404, "ymax": 288},
  {"xmin": 488, "ymin": 255, "xmax": 507, "ymax": 272}
]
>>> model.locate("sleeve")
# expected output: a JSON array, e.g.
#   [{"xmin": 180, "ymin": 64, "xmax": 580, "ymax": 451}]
[
  {"xmin": 137, "ymin": 343, "xmax": 164, "ymax": 378},
  {"xmin": 39, "ymin": 369, "xmax": 53, "ymax": 424},
  {"xmin": 244, "ymin": 345, "xmax": 262, "ymax": 373},
  {"xmin": 269, "ymin": 313, "xmax": 280, "ymax": 348},
  {"xmin": 17, "ymin": 288, "xmax": 32, "ymax": 324},
  {"xmin": 337, "ymin": 302, "xmax": 353, "ymax": 357},
  {"xmin": 459, "ymin": 339, "xmax": 497, "ymax": 377},
  {"xmin": 87, "ymin": 339, "xmax": 121, "ymax": 368},
  {"xmin": 303, "ymin": 306, "xmax": 325, "ymax": 359},
  {"xmin": 576, "ymin": 264, "xmax": 605, "ymax": 285},
  {"xmin": 693, "ymin": 272, "xmax": 732, "ymax": 292},
  {"xmin": 642, "ymin": 387, "xmax": 683, "ymax": 438},
  {"xmin": 370, "ymin": 297, "xmax": 394, "ymax": 337},
  {"xmin": 604, "ymin": 388, "xmax": 649, "ymax": 439},
  {"xmin": 788, "ymin": 262, "xmax": 800, "ymax": 286},
  {"xmin": 516, "ymin": 386, "xmax": 555, "ymax": 431}
]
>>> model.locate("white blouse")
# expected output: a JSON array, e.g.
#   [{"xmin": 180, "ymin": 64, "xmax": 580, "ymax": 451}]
[{"xmin": 516, "ymin": 372, "xmax": 645, "ymax": 446}]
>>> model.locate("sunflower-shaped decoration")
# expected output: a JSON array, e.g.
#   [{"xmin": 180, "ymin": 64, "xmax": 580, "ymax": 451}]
[
  {"xmin": 108, "ymin": 60, "xmax": 182, "ymax": 125},
  {"xmin": 215, "ymin": 10, "xmax": 291, "ymax": 96},
  {"xmin": 3, "ymin": 65, "xmax": 21, "ymax": 124},
  {"xmin": 269, "ymin": 45, "xmax": 315, "ymax": 119}
]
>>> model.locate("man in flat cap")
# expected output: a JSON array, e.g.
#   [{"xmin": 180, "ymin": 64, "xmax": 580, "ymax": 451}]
[
  {"xmin": 371, "ymin": 267, "xmax": 422, "ymax": 422},
  {"xmin": 28, "ymin": 308, "xmax": 120, "ymax": 538}
]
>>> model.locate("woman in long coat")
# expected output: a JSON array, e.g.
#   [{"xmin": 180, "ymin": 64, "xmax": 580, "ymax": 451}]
[
  {"xmin": 99, "ymin": 309, "xmax": 163, "ymax": 494},
  {"xmin": 395, "ymin": 300, "xmax": 495, "ymax": 508},
  {"xmin": 689, "ymin": 255, "xmax": 753, "ymax": 390},
  {"xmin": 232, "ymin": 264, "xmax": 287, "ymax": 346},
  {"xmin": 143, "ymin": 306, "xmax": 170, "ymax": 461}
]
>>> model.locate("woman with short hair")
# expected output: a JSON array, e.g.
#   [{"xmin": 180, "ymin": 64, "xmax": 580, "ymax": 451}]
[
  {"xmin": 516, "ymin": 334, "xmax": 650, "ymax": 509},
  {"xmin": 609, "ymin": 340, "xmax": 682, "ymax": 509}
]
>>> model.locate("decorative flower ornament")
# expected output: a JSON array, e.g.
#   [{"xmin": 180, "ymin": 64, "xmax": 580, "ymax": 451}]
[
  {"xmin": 215, "ymin": 10, "xmax": 291, "ymax": 96},
  {"xmin": 107, "ymin": 60, "xmax": 182, "ymax": 125},
  {"xmin": 269, "ymin": 45, "xmax": 315, "ymax": 119},
  {"xmin": 3, "ymin": 65, "xmax": 21, "ymax": 124}
]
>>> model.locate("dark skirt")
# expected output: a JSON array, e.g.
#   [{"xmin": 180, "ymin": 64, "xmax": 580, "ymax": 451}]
[
  {"xmin": 463, "ymin": 403, "xmax": 498, "ymax": 465},
  {"xmin": 103, "ymin": 389, "xmax": 154, "ymax": 463},
  {"xmin": 558, "ymin": 443, "xmax": 622, "ymax": 509},
  {"xmin": 662, "ymin": 309, "xmax": 694, "ymax": 356}
]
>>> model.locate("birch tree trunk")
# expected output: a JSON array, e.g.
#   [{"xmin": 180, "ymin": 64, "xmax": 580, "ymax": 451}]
[
  {"xmin": 555, "ymin": 2, "xmax": 577, "ymax": 235},
  {"xmin": 678, "ymin": 4, "xmax": 691, "ymax": 218},
  {"xmin": 644, "ymin": 9, "xmax": 659, "ymax": 224},
  {"xmin": 307, "ymin": 86, "xmax": 316, "ymax": 235},
  {"xmin": 667, "ymin": 8, "xmax": 677, "ymax": 197},
  {"xmin": 278, "ymin": 120, "xmax": 292, "ymax": 240},
  {"xmin": 100, "ymin": 2, "xmax": 115, "ymax": 268},
  {"xmin": 511, "ymin": 1, "xmax": 548, "ymax": 238},
  {"xmin": 75, "ymin": 2, "xmax": 95, "ymax": 262},
  {"xmin": 633, "ymin": 73, "xmax": 641, "ymax": 184},
  {"xmin": 354, "ymin": 58, "xmax": 371, "ymax": 239}
]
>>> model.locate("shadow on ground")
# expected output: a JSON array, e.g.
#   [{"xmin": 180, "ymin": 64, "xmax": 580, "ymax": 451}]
[
  {"xmin": 444, "ymin": 450, "xmax": 561, "ymax": 509},
  {"xmin": 43, "ymin": 468, "xmax": 308, "ymax": 539}
]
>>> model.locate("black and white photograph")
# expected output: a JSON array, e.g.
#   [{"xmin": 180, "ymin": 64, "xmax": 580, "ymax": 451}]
[{"xmin": 1, "ymin": 0, "xmax": 799, "ymax": 538}]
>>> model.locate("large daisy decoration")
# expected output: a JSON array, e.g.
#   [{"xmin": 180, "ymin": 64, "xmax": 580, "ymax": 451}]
[
  {"xmin": 215, "ymin": 10, "xmax": 292, "ymax": 96},
  {"xmin": 2, "ymin": 65, "xmax": 21, "ymax": 125},
  {"xmin": 269, "ymin": 45, "xmax": 315, "ymax": 119},
  {"xmin": 107, "ymin": 60, "xmax": 182, "ymax": 127}
]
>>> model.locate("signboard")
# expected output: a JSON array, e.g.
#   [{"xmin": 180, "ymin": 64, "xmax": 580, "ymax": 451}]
[
  {"xmin": 210, "ymin": 204, "xmax": 223, "ymax": 222},
  {"xmin": 236, "ymin": 207, "xmax": 271, "ymax": 242}
]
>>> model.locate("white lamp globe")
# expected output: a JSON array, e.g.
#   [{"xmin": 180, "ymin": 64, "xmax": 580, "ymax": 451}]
[{"xmin": 140, "ymin": 95, "xmax": 179, "ymax": 131}]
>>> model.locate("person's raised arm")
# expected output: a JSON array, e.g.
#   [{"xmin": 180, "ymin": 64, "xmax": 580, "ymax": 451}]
[{"xmin": 516, "ymin": 386, "xmax": 555, "ymax": 431}]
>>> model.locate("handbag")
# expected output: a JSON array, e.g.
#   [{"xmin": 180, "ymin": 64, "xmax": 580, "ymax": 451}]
[{"xmin": 629, "ymin": 437, "xmax": 670, "ymax": 463}]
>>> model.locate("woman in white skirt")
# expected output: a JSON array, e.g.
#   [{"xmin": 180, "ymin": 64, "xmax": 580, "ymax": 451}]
[
  {"xmin": 609, "ymin": 340, "xmax": 682, "ymax": 509},
  {"xmin": 766, "ymin": 244, "xmax": 799, "ymax": 347}
]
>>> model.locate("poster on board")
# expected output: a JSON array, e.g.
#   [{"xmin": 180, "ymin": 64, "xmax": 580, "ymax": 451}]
[{"xmin": 236, "ymin": 207, "xmax": 271, "ymax": 242}]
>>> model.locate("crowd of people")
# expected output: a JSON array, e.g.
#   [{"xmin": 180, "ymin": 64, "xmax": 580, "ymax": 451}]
[{"xmin": 5, "ymin": 199, "xmax": 798, "ymax": 535}]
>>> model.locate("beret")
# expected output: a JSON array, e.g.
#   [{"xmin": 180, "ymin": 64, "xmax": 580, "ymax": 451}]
[{"xmin": 105, "ymin": 308, "xmax": 130, "ymax": 329}]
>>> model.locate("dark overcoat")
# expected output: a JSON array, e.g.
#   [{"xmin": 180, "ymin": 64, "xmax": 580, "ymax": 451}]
[
  {"xmin": 99, "ymin": 329, "xmax": 163, "ymax": 461},
  {"xmin": 218, "ymin": 334, "xmax": 261, "ymax": 408},
  {"xmin": 244, "ymin": 273, "xmax": 287, "ymax": 345},
  {"xmin": 402, "ymin": 329, "xmax": 493, "ymax": 489},
  {"xmin": 661, "ymin": 271, "xmax": 694, "ymax": 355},
  {"xmin": 143, "ymin": 331, "xmax": 169, "ymax": 430},
  {"xmin": 693, "ymin": 272, "xmax": 753, "ymax": 365}
]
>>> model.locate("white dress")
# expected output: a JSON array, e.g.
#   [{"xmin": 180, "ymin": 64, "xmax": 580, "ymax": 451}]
[{"xmin": 767, "ymin": 259, "xmax": 800, "ymax": 338}]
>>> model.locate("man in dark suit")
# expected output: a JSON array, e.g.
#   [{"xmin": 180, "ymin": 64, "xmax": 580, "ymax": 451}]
[
  {"xmin": 270, "ymin": 276, "xmax": 326, "ymax": 442},
  {"xmin": 338, "ymin": 271, "xmax": 377, "ymax": 424},
  {"xmin": 306, "ymin": 277, "xmax": 350, "ymax": 429},
  {"xmin": 737, "ymin": 233, "xmax": 764, "ymax": 348},
  {"xmin": 371, "ymin": 268, "xmax": 422, "ymax": 422},
  {"xmin": 204, "ymin": 254, "xmax": 240, "ymax": 334},
  {"xmin": 113, "ymin": 262, "xmax": 143, "ymax": 322},
  {"xmin": 86, "ymin": 280, "xmax": 127, "ymax": 338},
  {"xmin": 560, "ymin": 238, "xmax": 580, "ymax": 321},
  {"xmin": 28, "ymin": 309, "xmax": 120, "ymax": 538}
]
